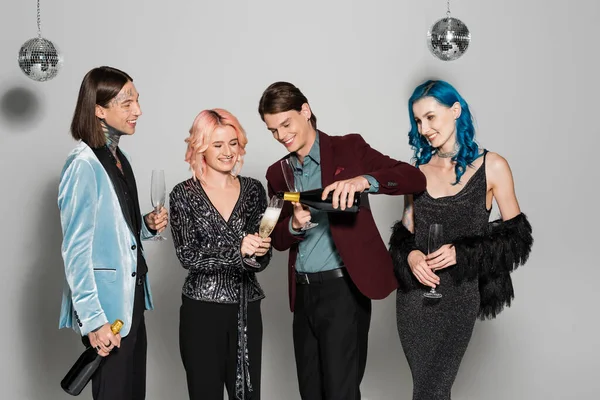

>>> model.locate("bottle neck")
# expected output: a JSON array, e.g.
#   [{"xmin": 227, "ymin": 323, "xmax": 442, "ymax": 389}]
[
  {"xmin": 110, "ymin": 320, "xmax": 124, "ymax": 334},
  {"xmin": 282, "ymin": 192, "xmax": 300, "ymax": 202}
]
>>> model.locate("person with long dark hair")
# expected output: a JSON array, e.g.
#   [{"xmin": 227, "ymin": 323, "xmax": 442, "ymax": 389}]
[{"xmin": 58, "ymin": 66, "xmax": 168, "ymax": 400}]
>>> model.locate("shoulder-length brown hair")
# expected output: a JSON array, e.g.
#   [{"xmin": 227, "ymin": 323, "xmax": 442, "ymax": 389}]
[{"xmin": 70, "ymin": 66, "xmax": 132, "ymax": 148}]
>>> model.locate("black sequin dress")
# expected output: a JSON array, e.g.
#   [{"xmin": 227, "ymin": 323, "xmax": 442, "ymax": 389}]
[{"xmin": 396, "ymin": 151, "xmax": 490, "ymax": 400}]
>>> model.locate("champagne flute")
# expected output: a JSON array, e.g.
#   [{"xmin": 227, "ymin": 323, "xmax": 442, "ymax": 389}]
[
  {"xmin": 280, "ymin": 158, "xmax": 318, "ymax": 231},
  {"xmin": 244, "ymin": 196, "xmax": 284, "ymax": 268},
  {"xmin": 423, "ymin": 223, "xmax": 443, "ymax": 298},
  {"xmin": 149, "ymin": 169, "xmax": 167, "ymax": 241}
]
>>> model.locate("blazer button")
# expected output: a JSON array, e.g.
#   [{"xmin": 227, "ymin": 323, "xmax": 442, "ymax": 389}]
[
  {"xmin": 131, "ymin": 244, "xmax": 137, "ymax": 250},
  {"xmin": 131, "ymin": 272, "xmax": 137, "ymax": 277},
  {"xmin": 78, "ymin": 323, "xmax": 82, "ymax": 327}
]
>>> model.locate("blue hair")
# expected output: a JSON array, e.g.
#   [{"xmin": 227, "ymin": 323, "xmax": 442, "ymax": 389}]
[{"xmin": 407, "ymin": 80, "xmax": 480, "ymax": 185}]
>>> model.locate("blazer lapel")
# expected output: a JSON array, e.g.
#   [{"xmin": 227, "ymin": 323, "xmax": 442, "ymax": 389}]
[
  {"xmin": 318, "ymin": 131, "xmax": 336, "ymax": 187},
  {"xmin": 91, "ymin": 147, "xmax": 136, "ymax": 236}
]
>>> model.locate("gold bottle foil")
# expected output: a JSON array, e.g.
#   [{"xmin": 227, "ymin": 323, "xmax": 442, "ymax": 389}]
[
  {"xmin": 282, "ymin": 192, "xmax": 300, "ymax": 202},
  {"xmin": 110, "ymin": 319, "xmax": 124, "ymax": 335}
]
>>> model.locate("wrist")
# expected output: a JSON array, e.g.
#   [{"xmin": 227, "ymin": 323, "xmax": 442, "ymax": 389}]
[
  {"xmin": 408, "ymin": 250, "xmax": 420, "ymax": 263},
  {"xmin": 361, "ymin": 176, "xmax": 370, "ymax": 189},
  {"xmin": 289, "ymin": 217, "xmax": 303, "ymax": 234}
]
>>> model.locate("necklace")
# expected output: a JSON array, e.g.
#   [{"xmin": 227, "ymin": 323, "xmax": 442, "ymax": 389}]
[
  {"xmin": 436, "ymin": 149, "xmax": 457, "ymax": 158},
  {"xmin": 436, "ymin": 143, "xmax": 459, "ymax": 158}
]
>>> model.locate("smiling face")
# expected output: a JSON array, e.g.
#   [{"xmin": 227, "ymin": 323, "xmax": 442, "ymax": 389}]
[
  {"xmin": 199, "ymin": 125, "xmax": 240, "ymax": 176},
  {"xmin": 412, "ymin": 96, "xmax": 461, "ymax": 151},
  {"xmin": 95, "ymin": 80, "xmax": 141, "ymax": 135},
  {"xmin": 263, "ymin": 103, "xmax": 315, "ymax": 156}
]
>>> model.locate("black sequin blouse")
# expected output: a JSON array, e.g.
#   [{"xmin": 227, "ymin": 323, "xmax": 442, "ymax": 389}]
[
  {"xmin": 169, "ymin": 175, "xmax": 271, "ymax": 399},
  {"xmin": 169, "ymin": 176, "xmax": 271, "ymax": 303}
]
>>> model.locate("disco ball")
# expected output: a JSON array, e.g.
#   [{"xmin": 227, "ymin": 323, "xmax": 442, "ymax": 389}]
[
  {"xmin": 17, "ymin": 37, "xmax": 63, "ymax": 82},
  {"xmin": 427, "ymin": 17, "xmax": 471, "ymax": 61}
]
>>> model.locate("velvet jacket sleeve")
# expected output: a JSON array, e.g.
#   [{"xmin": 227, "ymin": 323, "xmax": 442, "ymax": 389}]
[
  {"xmin": 58, "ymin": 158, "xmax": 108, "ymax": 335},
  {"xmin": 350, "ymin": 134, "xmax": 426, "ymax": 195},
  {"xmin": 141, "ymin": 218, "xmax": 157, "ymax": 240}
]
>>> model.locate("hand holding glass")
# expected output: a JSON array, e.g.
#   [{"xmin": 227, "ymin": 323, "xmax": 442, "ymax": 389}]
[
  {"xmin": 243, "ymin": 196, "xmax": 283, "ymax": 268},
  {"xmin": 149, "ymin": 169, "xmax": 167, "ymax": 241},
  {"xmin": 423, "ymin": 224, "xmax": 443, "ymax": 298},
  {"xmin": 280, "ymin": 158, "xmax": 317, "ymax": 230}
]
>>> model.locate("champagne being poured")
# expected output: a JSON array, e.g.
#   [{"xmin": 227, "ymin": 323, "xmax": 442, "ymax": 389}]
[
  {"xmin": 244, "ymin": 196, "xmax": 284, "ymax": 268},
  {"xmin": 259, "ymin": 206, "xmax": 281, "ymax": 238},
  {"xmin": 276, "ymin": 188, "xmax": 369, "ymax": 213}
]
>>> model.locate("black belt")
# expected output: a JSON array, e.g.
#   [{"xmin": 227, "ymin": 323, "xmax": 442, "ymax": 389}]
[{"xmin": 295, "ymin": 268, "xmax": 346, "ymax": 285}]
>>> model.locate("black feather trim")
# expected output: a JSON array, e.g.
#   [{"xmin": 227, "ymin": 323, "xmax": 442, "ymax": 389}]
[
  {"xmin": 389, "ymin": 220, "xmax": 420, "ymax": 292},
  {"xmin": 450, "ymin": 213, "xmax": 533, "ymax": 320},
  {"xmin": 389, "ymin": 213, "xmax": 533, "ymax": 320},
  {"xmin": 478, "ymin": 270, "xmax": 515, "ymax": 320},
  {"xmin": 450, "ymin": 213, "xmax": 533, "ymax": 283}
]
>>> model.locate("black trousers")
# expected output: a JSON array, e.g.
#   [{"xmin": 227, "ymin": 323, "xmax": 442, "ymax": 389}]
[
  {"xmin": 82, "ymin": 280, "xmax": 147, "ymax": 400},
  {"xmin": 179, "ymin": 296, "xmax": 263, "ymax": 400},
  {"xmin": 293, "ymin": 272, "xmax": 372, "ymax": 400}
]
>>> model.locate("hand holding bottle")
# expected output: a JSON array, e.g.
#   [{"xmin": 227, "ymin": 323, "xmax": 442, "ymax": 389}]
[
  {"xmin": 88, "ymin": 322, "xmax": 121, "ymax": 357},
  {"xmin": 62, "ymin": 320, "xmax": 124, "ymax": 396},
  {"xmin": 321, "ymin": 176, "xmax": 370, "ymax": 210},
  {"xmin": 277, "ymin": 186, "xmax": 368, "ymax": 213}
]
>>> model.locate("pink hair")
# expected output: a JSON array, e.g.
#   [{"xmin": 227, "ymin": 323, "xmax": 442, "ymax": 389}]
[{"xmin": 184, "ymin": 108, "xmax": 248, "ymax": 181}]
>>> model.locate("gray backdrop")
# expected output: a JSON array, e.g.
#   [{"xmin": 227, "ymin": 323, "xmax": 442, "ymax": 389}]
[{"xmin": 1, "ymin": 0, "xmax": 598, "ymax": 399}]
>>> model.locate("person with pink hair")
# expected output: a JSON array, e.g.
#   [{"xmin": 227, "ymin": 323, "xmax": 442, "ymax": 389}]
[{"xmin": 169, "ymin": 109, "xmax": 271, "ymax": 400}]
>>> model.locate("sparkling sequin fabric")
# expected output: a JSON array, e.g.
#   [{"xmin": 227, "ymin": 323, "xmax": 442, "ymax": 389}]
[
  {"xmin": 396, "ymin": 151, "xmax": 490, "ymax": 400},
  {"xmin": 169, "ymin": 176, "xmax": 269, "ymax": 303},
  {"xmin": 170, "ymin": 176, "xmax": 270, "ymax": 399}
]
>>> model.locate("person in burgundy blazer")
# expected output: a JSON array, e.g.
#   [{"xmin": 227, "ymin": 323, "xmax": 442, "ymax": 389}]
[{"xmin": 258, "ymin": 81, "xmax": 426, "ymax": 400}]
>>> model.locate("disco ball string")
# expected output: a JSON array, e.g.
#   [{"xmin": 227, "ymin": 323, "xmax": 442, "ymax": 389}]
[{"xmin": 17, "ymin": 0, "xmax": 64, "ymax": 82}]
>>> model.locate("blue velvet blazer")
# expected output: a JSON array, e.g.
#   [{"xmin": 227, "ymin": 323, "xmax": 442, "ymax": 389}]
[{"xmin": 57, "ymin": 142, "xmax": 154, "ymax": 337}]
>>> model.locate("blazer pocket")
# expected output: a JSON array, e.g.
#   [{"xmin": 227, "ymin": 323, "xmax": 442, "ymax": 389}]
[
  {"xmin": 93, "ymin": 268, "xmax": 117, "ymax": 283},
  {"xmin": 333, "ymin": 168, "xmax": 352, "ymax": 181}
]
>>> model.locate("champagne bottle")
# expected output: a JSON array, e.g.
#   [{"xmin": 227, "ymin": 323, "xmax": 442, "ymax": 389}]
[
  {"xmin": 276, "ymin": 188, "xmax": 369, "ymax": 213},
  {"xmin": 61, "ymin": 319, "xmax": 124, "ymax": 396}
]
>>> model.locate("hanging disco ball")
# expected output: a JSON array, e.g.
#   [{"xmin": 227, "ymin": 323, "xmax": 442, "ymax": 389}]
[
  {"xmin": 427, "ymin": 17, "xmax": 471, "ymax": 61},
  {"xmin": 17, "ymin": 37, "xmax": 63, "ymax": 82}
]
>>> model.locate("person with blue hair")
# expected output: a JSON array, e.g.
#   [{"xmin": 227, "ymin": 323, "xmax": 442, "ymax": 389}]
[{"xmin": 389, "ymin": 80, "xmax": 533, "ymax": 399}]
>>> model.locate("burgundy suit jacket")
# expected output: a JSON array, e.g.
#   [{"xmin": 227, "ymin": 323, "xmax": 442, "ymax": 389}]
[{"xmin": 265, "ymin": 131, "xmax": 427, "ymax": 312}]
